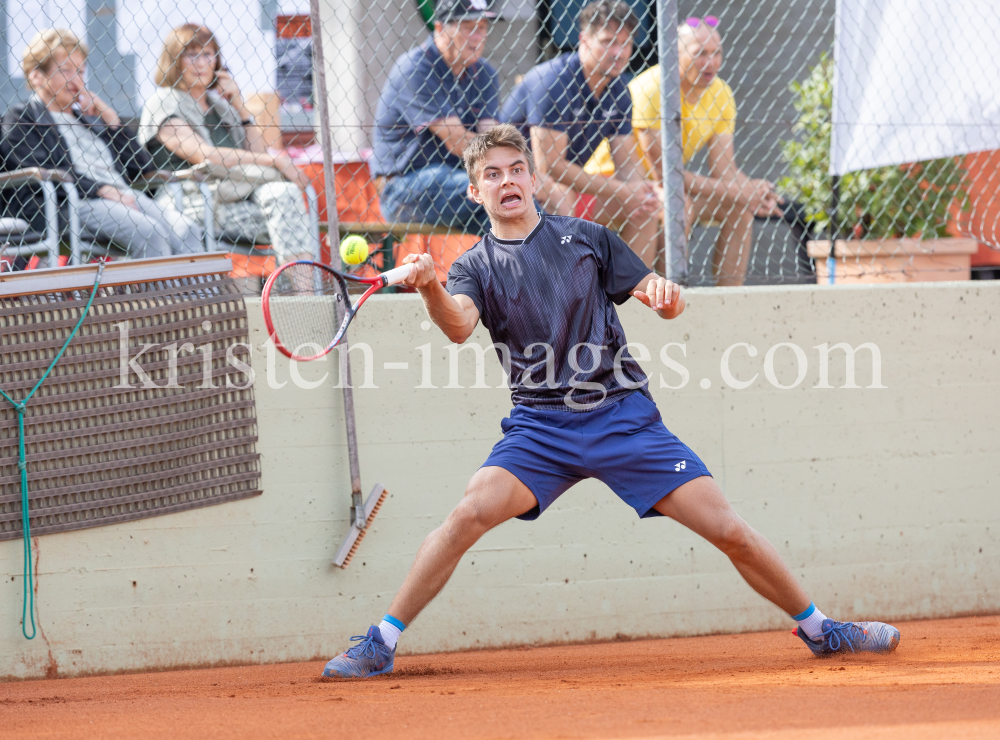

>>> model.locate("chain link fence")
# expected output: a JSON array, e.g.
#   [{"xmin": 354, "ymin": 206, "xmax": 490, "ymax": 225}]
[{"xmin": 1, "ymin": 0, "xmax": 998, "ymax": 289}]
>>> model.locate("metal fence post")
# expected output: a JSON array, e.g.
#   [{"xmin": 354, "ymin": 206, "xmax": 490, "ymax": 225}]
[
  {"xmin": 656, "ymin": 0, "xmax": 688, "ymax": 282},
  {"xmin": 310, "ymin": 0, "xmax": 365, "ymax": 530}
]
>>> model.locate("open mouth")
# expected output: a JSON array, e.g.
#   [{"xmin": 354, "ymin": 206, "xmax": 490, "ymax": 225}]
[{"xmin": 500, "ymin": 193, "xmax": 522, "ymax": 207}]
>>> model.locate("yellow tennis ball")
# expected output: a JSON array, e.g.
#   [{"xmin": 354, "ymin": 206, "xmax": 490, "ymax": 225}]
[{"xmin": 339, "ymin": 235, "xmax": 369, "ymax": 265}]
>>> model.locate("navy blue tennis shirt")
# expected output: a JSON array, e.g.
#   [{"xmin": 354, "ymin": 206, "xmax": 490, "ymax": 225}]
[
  {"xmin": 447, "ymin": 214, "xmax": 653, "ymax": 410},
  {"xmin": 372, "ymin": 37, "xmax": 499, "ymax": 177},
  {"xmin": 499, "ymin": 52, "xmax": 632, "ymax": 167}
]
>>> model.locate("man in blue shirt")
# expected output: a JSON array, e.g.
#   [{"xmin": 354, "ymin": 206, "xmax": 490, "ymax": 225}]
[
  {"xmin": 501, "ymin": 0, "xmax": 661, "ymax": 264},
  {"xmin": 321, "ymin": 125, "xmax": 901, "ymax": 679},
  {"xmin": 371, "ymin": 0, "xmax": 500, "ymax": 235}
]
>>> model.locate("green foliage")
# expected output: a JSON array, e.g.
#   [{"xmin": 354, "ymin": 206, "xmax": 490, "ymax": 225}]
[{"xmin": 777, "ymin": 53, "xmax": 969, "ymax": 239}]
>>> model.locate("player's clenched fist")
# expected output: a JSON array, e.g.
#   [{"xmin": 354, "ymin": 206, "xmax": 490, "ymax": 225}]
[{"xmin": 401, "ymin": 253, "xmax": 437, "ymax": 289}]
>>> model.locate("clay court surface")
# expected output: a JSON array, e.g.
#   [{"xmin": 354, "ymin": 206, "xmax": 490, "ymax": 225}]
[{"xmin": 2, "ymin": 616, "xmax": 998, "ymax": 739}]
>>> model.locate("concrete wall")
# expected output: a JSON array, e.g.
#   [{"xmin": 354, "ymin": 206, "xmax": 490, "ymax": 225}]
[{"xmin": 2, "ymin": 281, "xmax": 999, "ymax": 680}]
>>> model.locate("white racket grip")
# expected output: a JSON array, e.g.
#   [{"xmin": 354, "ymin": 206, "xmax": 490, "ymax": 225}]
[{"xmin": 382, "ymin": 263, "xmax": 414, "ymax": 287}]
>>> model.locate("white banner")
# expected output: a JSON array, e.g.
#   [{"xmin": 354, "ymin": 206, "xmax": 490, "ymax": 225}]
[{"xmin": 831, "ymin": 0, "xmax": 1000, "ymax": 175}]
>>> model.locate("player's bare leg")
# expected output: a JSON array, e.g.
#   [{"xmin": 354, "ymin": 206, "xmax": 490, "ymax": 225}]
[
  {"xmin": 652, "ymin": 475, "xmax": 810, "ymax": 614},
  {"xmin": 322, "ymin": 467, "xmax": 536, "ymax": 677},
  {"xmin": 653, "ymin": 475, "xmax": 900, "ymax": 655},
  {"xmin": 387, "ymin": 466, "xmax": 537, "ymax": 624}
]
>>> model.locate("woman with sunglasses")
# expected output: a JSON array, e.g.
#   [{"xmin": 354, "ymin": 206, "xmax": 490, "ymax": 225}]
[{"xmin": 139, "ymin": 24, "xmax": 314, "ymax": 263}]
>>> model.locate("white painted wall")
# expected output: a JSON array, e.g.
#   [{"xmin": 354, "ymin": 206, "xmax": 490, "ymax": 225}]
[{"xmin": 2, "ymin": 282, "xmax": 998, "ymax": 680}]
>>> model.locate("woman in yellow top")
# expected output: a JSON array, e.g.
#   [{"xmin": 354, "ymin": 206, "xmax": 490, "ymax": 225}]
[{"xmin": 587, "ymin": 17, "xmax": 782, "ymax": 284}]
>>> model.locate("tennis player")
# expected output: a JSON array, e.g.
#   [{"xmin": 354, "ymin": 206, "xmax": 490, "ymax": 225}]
[{"xmin": 322, "ymin": 124, "xmax": 900, "ymax": 678}]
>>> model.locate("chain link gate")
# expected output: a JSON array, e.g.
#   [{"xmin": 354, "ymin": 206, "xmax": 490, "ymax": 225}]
[{"xmin": 0, "ymin": 0, "xmax": 997, "ymax": 288}]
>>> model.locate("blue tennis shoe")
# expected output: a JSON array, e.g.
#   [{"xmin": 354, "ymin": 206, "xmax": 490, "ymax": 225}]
[
  {"xmin": 322, "ymin": 625, "xmax": 395, "ymax": 678},
  {"xmin": 796, "ymin": 618, "xmax": 900, "ymax": 656}
]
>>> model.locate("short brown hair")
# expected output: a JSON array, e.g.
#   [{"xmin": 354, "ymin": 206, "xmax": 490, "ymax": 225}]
[
  {"xmin": 578, "ymin": 1, "xmax": 638, "ymax": 37},
  {"xmin": 155, "ymin": 24, "xmax": 220, "ymax": 89},
  {"xmin": 463, "ymin": 124, "xmax": 535, "ymax": 186},
  {"xmin": 22, "ymin": 28, "xmax": 88, "ymax": 80}
]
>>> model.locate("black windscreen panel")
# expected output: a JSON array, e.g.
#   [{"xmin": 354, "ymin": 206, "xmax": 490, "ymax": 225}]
[{"xmin": 0, "ymin": 255, "xmax": 261, "ymax": 540}]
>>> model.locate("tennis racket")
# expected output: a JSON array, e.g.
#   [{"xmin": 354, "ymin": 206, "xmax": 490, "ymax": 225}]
[{"xmin": 261, "ymin": 260, "xmax": 414, "ymax": 361}]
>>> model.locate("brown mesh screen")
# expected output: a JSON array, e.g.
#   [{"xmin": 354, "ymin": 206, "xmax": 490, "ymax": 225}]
[{"xmin": 0, "ymin": 263, "xmax": 261, "ymax": 540}]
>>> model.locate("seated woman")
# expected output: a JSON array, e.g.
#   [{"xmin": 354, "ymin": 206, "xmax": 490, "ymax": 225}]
[
  {"xmin": 2, "ymin": 28, "xmax": 203, "ymax": 259},
  {"xmin": 139, "ymin": 24, "xmax": 314, "ymax": 261}
]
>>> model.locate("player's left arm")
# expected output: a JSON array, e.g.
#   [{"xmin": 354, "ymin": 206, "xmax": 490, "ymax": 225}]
[{"xmin": 631, "ymin": 273, "xmax": 685, "ymax": 320}]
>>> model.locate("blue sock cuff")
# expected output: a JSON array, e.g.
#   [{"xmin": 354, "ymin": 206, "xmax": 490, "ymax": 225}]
[
  {"xmin": 382, "ymin": 614, "xmax": 406, "ymax": 632},
  {"xmin": 791, "ymin": 603, "xmax": 816, "ymax": 621}
]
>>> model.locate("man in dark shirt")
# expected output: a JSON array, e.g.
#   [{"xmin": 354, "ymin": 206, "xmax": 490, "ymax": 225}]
[
  {"xmin": 371, "ymin": 0, "xmax": 500, "ymax": 235},
  {"xmin": 500, "ymin": 1, "xmax": 661, "ymax": 264},
  {"xmin": 322, "ymin": 125, "xmax": 901, "ymax": 678}
]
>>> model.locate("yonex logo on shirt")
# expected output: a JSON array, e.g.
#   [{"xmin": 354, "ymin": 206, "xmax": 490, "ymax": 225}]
[
  {"xmin": 674, "ymin": 461, "xmax": 687, "ymax": 471},
  {"xmin": 560, "ymin": 235, "xmax": 572, "ymax": 244}
]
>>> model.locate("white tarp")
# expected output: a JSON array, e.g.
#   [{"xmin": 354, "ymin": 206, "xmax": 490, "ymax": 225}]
[{"xmin": 831, "ymin": 0, "xmax": 1000, "ymax": 175}]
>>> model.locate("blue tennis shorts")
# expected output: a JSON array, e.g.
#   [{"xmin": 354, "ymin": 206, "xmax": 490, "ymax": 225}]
[{"xmin": 483, "ymin": 391, "xmax": 712, "ymax": 521}]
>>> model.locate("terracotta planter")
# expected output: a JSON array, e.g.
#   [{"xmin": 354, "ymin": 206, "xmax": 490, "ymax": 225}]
[{"xmin": 806, "ymin": 237, "xmax": 979, "ymax": 283}]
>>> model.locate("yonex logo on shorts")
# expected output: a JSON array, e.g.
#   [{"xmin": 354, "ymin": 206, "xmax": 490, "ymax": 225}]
[{"xmin": 674, "ymin": 461, "xmax": 686, "ymax": 471}]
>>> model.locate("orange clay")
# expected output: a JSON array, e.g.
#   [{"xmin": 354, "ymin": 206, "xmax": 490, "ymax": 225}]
[{"xmin": 2, "ymin": 615, "xmax": 998, "ymax": 740}]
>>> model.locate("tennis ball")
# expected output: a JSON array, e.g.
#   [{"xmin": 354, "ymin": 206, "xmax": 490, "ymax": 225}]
[{"xmin": 339, "ymin": 235, "xmax": 369, "ymax": 265}]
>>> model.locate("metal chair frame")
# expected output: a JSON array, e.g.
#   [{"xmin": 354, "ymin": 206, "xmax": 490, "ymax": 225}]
[{"xmin": 0, "ymin": 168, "xmax": 73, "ymax": 269}]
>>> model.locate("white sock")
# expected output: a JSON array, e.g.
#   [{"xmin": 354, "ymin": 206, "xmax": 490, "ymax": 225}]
[
  {"xmin": 792, "ymin": 603, "xmax": 829, "ymax": 641},
  {"xmin": 378, "ymin": 615, "xmax": 405, "ymax": 650}
]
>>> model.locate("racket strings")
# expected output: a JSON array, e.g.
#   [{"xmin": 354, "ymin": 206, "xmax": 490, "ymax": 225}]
[{"xmin": 267, "ymin": 263, "xmax": 350, "ymax": 359}]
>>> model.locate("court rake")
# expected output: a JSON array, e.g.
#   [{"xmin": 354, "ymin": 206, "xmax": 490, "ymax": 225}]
[{"xmin": 309, "ymin": 0, "xmax": 388, "ymax": 569}]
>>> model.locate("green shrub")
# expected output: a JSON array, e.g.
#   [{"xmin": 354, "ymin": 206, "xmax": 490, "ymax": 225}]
[{"xmin": 777, "ymin": 53, "xmax": 968, "ymax": 239}]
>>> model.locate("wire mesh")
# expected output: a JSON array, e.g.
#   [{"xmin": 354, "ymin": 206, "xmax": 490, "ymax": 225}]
[
  {"xmin": 0, "ymin": 264, "xmax": 261, "ymax": 540},
  {"xmin": 0, "ymin": 0, "xmax": 997, "ymax": 288}
]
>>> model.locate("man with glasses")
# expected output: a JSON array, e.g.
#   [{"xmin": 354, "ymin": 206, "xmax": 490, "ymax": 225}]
[
  {"xmin": 371, "ymin": 0, "xmax": 500, "ymax": 236},
  {"xmin": 607, "ymin": 17, "xmax": 784, "ymax": 283},
  {"xmin": 2, "ymin": 28, "xmax": 203, "ymax": 260},
  {"xmin": 500, "ymin": 0, "xmax": 660, "ymax": 264}
]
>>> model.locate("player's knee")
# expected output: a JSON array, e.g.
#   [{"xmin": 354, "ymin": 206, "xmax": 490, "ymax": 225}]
[
  {"xmin": 713, "ymin": 516, "xmax": 753, "ymax": 558},
  {"xmin": 446, "ymin": 495, "xmax": 492, "ymax": 540}
]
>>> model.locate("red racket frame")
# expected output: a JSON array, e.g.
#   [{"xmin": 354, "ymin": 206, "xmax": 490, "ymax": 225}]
[{"xmin": 261, "ymin": 260, "xmax": 413, "ymax": 361}]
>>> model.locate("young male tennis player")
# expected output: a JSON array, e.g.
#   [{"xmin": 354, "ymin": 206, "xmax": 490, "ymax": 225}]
[{"xmin": 322, "ymin": 124, "xmax": 899, "ymax": 678}]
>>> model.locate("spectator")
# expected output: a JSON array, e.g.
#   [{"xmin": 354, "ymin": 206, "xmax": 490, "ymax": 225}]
[
  {"xmin": 599, "ymin": 16, "xmax": 784, "ymax": 284},
  {"xmin": 139, "ymin": 24, "xmax": 313, "ymax": 261},
  {"xmin": 371, "ymin": 0, "xmax": 500, "ymax": 235},
  {"xmin": 500, "ymin": 0, "xmax": 659, "ymax": 263},
  {"xmin": 2, "ymin": 28, "xmax": 203, "ymax": 259}
]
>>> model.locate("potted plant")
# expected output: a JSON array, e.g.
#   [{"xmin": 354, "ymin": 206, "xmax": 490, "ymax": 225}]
[{"xmin": 778, "ymin": 54, "xmax": 974, "ymax": 283}]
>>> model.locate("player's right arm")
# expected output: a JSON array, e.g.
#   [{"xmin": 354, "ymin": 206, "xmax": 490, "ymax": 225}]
[{"xmin": 401, "ymin": 254, "xmax": 480, "ymax": 343}]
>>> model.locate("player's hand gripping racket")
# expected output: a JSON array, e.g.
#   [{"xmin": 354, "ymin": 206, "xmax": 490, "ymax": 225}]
[{"xmin": 262, "ymin": 260, "xmax": 414, "ymax": 360}]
